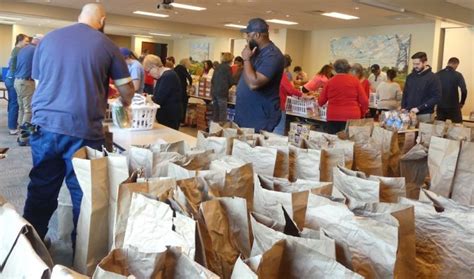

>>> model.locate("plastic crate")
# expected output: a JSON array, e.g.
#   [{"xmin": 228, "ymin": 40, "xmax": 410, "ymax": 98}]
[{"xmin": 286, "ymin": 96, "xmax": 317, "ymax": 116}]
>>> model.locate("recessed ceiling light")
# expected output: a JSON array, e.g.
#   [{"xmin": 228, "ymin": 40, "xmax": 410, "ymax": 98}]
[
  {"xmin": 266, "ymin": 19, "xmax": 298, "ymax": 25},
  {"xmin": 149, "ymin": 32, "xmax": 172, "ymax": 37},
  {"xmin": 355, "ymin": 7, "xmax": 360, "ymax": 10},
  {"xmin": 224, "ymin": 23, "xmax": 247, "ymax": 29},
  {"xmin": 285, "ymin": 14, "xmax": 290, "ymax": 18},
  {"xmin": 321, "ymin": 12, "xmax": 359, "ymax": 20},
  {"xmin": 170, "ymin": 3, "xmax": 206, "ymax": 11},
  {"xmin": 133, "ymin": 11, "xmax": 169, "ymax": 18},
  {"xmin": 0, "ymin": 16, "xmax": 22, "ymax": 21}
]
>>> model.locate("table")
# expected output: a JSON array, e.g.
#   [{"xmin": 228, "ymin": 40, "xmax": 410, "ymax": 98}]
[
  {"xmin": 106, "ymin": 122, "xmax": 196, "ymax": 151},
  {"xmin": 462, "ymin": 115, "xmax": 474, "ymax": 124},
  {"xmin": 189, "ymin": 95, "xmax": 236, "ymax": 105},
  {"xmin": 0, "ymin": 82, "xmax": 7, "ymax": 101}
]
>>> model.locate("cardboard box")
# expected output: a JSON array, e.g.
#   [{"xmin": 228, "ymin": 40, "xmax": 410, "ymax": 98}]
[{"xmin": 289, "ymin": 122, "xmax": 313, "ymax": 136}]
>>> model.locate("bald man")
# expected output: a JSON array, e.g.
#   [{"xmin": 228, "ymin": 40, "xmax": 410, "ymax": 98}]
[{"xmin": 24, "ymin": 3, "xmax": 134, "ymax": 243}]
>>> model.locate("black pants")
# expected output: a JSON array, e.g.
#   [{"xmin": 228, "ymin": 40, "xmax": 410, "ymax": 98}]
[
  {"xmin": 436, "ymin": 107, "xmax": 462, "ymax": 123},
  {"xmin": 327, "ymin": 121, "xmax": 347, "ymax": 134},
  {"xmin": 144, "ymin": 84, "xmax": 154, "ymax": 95}
]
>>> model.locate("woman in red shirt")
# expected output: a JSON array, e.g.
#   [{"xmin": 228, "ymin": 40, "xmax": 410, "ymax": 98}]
[
  {"xmin": 274, "ymin": 54, "xmax": 304, "ymax": 135},
  {"xmin": 318, "ymin": 59, "xmax": 368, "ymax": 134},
  {"xmin": 303, "ymin": 64, "xmax": 334, "ymax": 93}
]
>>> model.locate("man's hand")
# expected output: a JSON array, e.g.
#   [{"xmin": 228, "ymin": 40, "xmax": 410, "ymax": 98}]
[
  {"xmin": 410, "ymin": 107, "xmax": 419, "ymax": 114},
  {"xmin": 242, "ymin": 45, "xmax": 256, "ymax": 61}
]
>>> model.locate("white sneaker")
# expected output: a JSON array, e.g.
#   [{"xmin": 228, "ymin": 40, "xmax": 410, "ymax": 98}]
[{"xmin": 9, "ymin": 129, "xmax": 18, "ymax": 135}]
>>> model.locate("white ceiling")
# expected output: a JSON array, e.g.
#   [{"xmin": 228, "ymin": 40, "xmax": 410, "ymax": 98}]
[{"xmin": 1, "ymin": 0, "xmax": 473, "ymax": 38}]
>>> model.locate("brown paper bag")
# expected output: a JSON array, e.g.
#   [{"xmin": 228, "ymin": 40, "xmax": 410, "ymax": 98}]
[
  {"xmin": 113, "ymin": 177, "xmax": 176, "ymax": 249},
  {"xmin": 308, "ymin": 132, "xmax": 355, "ymax": 170},
  {"xmin": 369, "ymin": 175, "xmax": 406, "ymax": 203},
  {"xmin": 451, "ymin": 141, "xmax": 474, "ymax": 205},
  {"xmin": 333, "ymin": 166, "xmax": 380, "ymax": 203},
  {"xmin": 199, "ymin": 197, "xmax": 252, "ymax": 279},
  {"xmin": 288, "ymin": 144, "xmax": 321, "ymax": 181},
  {"xmin": 210, "ymin": 121, "xmax": 255, "ymax": 136},
  {"xmin": 418, "ymin": 122, "xmax": 446, "ymax": 147},
  {"xmin": 371, "ymin": 126, "xmax": 400, "ymax": 176},
  {"xmin": 209, "ymin": 156, "xmax": 246, "ymax": 172},
  {"xmin": 257, "ymin": 174, "xmax": 332, "ymax": 194},
  {"xmin": 399, "ymin": 144, "xmax": 429, "ymax": 199},
  {"xmin": 257, "ymin": 137, "xmax": 290, "ymax": 179},
  {"xmin": 350, "ymin": 202, "xmax": 416, "ymax": 279},
  {"xmin": 72, "ymin": 147, "xmax": 109, "ymax": 275},
  {"xmin": 353, "ymin": 138, "xmax": 383, "ymax": 176},
  {"xmin": 320, "ymin": 148, "xmax": 345, "ymax": 182},
  {"xmin": 231, "ymin": 139, "xmax": 278, "ymax": 177},
  {"xmin": 399, "ymin": 197, "xmax": 474, "ymax": 279},
  {"xmin": 196, "ymin": 130, "xmax": 233, "ymax": 158},
  {"xmin": 445, "ymin": 123, "xmax": 472, "ymax": 141},
  {"xmin": 427, "ymin": 136, "xmax": 461, "ymax": 197},
  {"xmin": 0, "ymin": 200, "xmax": 54, "ymax": 278}
]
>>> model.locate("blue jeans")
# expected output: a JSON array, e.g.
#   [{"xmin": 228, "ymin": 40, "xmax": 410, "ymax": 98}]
[
  {"xmin": 273, "ymin": 111, "xmax": 286, "ymax": 135},
  {"xmin": 23, "ymin": 128, "xmax": 103, "ymax": 241},
  {"xmin": 5, "ymin": 77, "xmax": 19, "ymax": 130}
]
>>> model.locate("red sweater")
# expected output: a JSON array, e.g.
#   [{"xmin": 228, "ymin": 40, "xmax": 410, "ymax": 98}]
[
  {"xmin": 318, "ymin": 74, "xmax": 369, "ymax": 121},
  {"xmin": 361, "ymin": 78, "xmax": 370, "ymax": 99},
  {"xmin": 280, "ymin": 72, "xmax": 303, "ymax": 110}
]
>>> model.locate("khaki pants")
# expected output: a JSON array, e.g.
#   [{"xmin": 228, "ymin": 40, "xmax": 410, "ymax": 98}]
[
  {"xmin": 417, "ymin": 113, "xmax": 433, "ymax": 123},
  {"xmin": 14, "ymin": 79, "xmax": 35, "ymax": 125}
]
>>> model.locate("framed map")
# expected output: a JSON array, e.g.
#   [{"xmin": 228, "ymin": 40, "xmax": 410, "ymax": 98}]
[
  {"xmin": 330, "ymin": 34, "xmax": 411, "ymax": 72},
  {"xmin": 190, "ymin": 42, "xmax": 210, "ymax": 62}
]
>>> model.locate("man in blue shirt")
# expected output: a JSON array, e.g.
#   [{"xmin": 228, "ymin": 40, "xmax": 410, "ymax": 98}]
[
  {"xmin": 120, "ymin": 48, "xmax": 145, "ymax": 94},
  {"xmin": 23, "ymin": 3, "xmax": 134, "ymax": 242},
  {"xmin": 14, "ymin": 34, "xmax": 43, "ymax": 128},
  {"xmin": 234, "ymin": 18, "xmax": 284, "ymax": 132}
]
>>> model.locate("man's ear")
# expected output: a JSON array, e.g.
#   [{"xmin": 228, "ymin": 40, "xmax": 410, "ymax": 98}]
[{"xmin": 100, "ymin": 16, "xmax": 106, "ymax": 26}]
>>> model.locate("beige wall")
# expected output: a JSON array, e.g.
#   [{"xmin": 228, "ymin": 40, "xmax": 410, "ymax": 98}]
[
  {"xmin": 285, "ymin": 29, "xmax": 306, "ymax": 73},
  {"xmin": 12, "ymin": 24, "xmax": 53, "ymax": 45},
  {"xmin": 443, "ymin": 27, "xmax": 474, "ymax": 115},
  {"xmin": 0, "ymin": 24, "xmax": 13, "ymax": 67},
  {"xmin": 107, "ymin": 34, "xmax": 132, "ymax": 49},
  {"xmin": 301, "ymin": 23, "xmax": 438, "ymax": 77},
  {"xmin": 172, "ymin": 37, "xmax": 231, "ymax": 63}
]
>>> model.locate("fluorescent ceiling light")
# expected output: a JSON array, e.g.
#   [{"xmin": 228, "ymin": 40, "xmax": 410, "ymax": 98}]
[
  {"xmin": 0, "ymin": 16, "xmax": 22, "ymax": 21},
  {"xmin": 224, "ymin": 23, "xmax": 247, "ymax": 29},
  {"xmin": 321, "ymin": 12, "xmax": 359, "ymax": 20},
  {"xmin": 354, "ymin": 0, "xmax": 405, "ymax": 13},
  {"xmin": 133, "ymin": 11, "xmax": 169, "ymax": 18},
  {"xmin": 170, "ymin": 3, "xmax": 206, "ymax": 11},
  {"xmin": 266, "ymin": 19, "xmax": 298, "ymax": 25},
  {"xmin": 0, "ymin": 20, "xmax": 15, "ymax": 25},
  {"xmin": 149, "ymin": 32, "xmax": 172, "ymax": 37},
  {"xmin": 134, "ymin": 35, "xmax": 153, "ymax": 38}
]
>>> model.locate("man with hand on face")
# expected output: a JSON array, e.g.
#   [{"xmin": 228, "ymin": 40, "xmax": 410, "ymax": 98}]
[
  {"xmin": 23, "ymin": 3, "xmax": 134, "ymax": 244},
  {"xmin": 401, "ymin": 51, "xmax": 441, "ymax": 123},
  {"xmin": 234, "ymin": 18, "xmax": 284, "ymax": 132}
]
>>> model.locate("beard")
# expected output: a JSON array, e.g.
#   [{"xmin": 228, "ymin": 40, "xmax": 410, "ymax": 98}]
[{"xmin": 248, "ymin": 39, "xmax": 258, "ymax": 51}]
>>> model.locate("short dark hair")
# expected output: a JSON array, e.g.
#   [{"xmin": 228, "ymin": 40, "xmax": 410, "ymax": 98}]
[
  {"xmin": 387, "ymin": 69, "xmax": 397, "ymax": 81},
  {"xmin": 284, "ymin": 54, "xmax": 292, "ymax": 68},
  {"xmin": 15, "ymin": 33, "xmax": 28, "ymax": 45},
  {"xmin": 318, "ymin": 64, "xmax": 334, "ymax": 78},
  {"xmin": 411, "ymin": 52, "xmax": 427, "ymax": 62},
  {"xmin": 333, "ymin": 59, "xmax": 351, "ymax": 74},
  {"xmin": 447, "ymin": 57, "xmax": 459, "ymax": 65},
  {"xmin": 234, "ymin": 56, "xmax": 244, "ymax": 63},
  {"xmin": 293, "ymin": 66, "xmax": 302, "ymax": 72}
]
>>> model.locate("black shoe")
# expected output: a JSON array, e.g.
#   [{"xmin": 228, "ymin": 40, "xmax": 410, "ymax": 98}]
[{"xmin": 18, "ymin": 131, "xmax": 30, "ymax": 146}]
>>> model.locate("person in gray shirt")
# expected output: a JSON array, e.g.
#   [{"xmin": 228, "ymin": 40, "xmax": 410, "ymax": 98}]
[{"xmin": 376, "ymin": 69, "xmax": 402, "ymax": 111}]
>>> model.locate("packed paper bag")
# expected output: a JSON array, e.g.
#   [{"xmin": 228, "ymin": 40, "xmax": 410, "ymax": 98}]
[
  {"xmin": 288, "ymin": 144, "xmax": 321, "ymax": 181},
  {"xmin": 198, "ymin": 197, "xmax": 252, "ymax": 279},
  {"xmin": 427, "ymin": 136, "xmax": 460, "ymax": 197},
  {"xmin": 56, "ymin": 183, "xmax": 74, "ymax": 248},
  {"xmin": 353, "ymin": 138, "xmax": 383, "ymax": 176},
  {"xmin": 371, "ymin": 126, "xmax": 400, "ymax": 176},
  {"xmin": 232, "ymin": 239, "xmax": 363, "ymax": 279},
  {"xmin": 256, "ymin": 136, "xmax": 290, "ymax": 178},
  {"xmin": 400, "ymin": 197, "xmax": 474, "ymax": 278},
  {"xmin": 418, "ymin": 122, "xmax": 446, "ymax": 147},
  {"xmin": 450, "ymin": 141, "xmax": 474, "ymax": 205},
  {"xmin": 114, "ymin": 176, "xmax": 176, "ymax": 248},
  {"xmin": 333, "ymin": 166, "xmax": 380, "ymax": 203},
  {"xmin": 51, "ymin": 265, "xmax": 89, "ymax": 279},
  {"xmin": 399, "ymin": 144, "xmax": 429, "ymax": 199},
  {"xmin": 93, "ymin": 246, "xmax": 218, "ymax": 279},
  {"xmin": 368, "ymin": 176, "xmax": 406, "ymax": 203},
  {"xmin": 196, "ymin": 130, "xmax": 233, "ymax": 158},
  {"xmin": 0, "ymin": 198, "xmax": 53, "ymax": 278},
  {"xmin": 122, "ymin": 193, "xmax": 196, "ymax": 260},
  {"xmin": 350, "ymin": 202, "xmax": 416, "ymax": 278},
  {"xmin": 72, "ymin": 147, "xmax": 109, "ymax": 275},
  {"xmin": 176, "ymin": 176, "xmax": 215, "ymax": 218},
  {"xmin": 209, "ymin": 121, "xmax": 255, "ymax": 136},
  {"xmin": 319, "ymin": 147, "xmax": 346, "ymax": 182},
  {"xmin": 304, "ymin": 194, "xmax": 399, "ymax": 279},
  {"xmin": 445, "ymin": 122, "xmax": 472, "ymax": 141},
  {"xmin": 258, "ymin": 174, "xmax": 333, "ymax": 196},
  {"xmin": 106, "ymin": 151, "xmax": 129, "ymax": 250},
  {"xmin": 231, "ymin": 139, "xmax": 278, "ymax": 177},
  {"xmin": 209, "ymin": 155, "xmax": 247, "ymax": 172}
]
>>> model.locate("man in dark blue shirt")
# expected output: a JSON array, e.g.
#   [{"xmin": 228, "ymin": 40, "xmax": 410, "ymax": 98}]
[
  {"xmin": 23, "ymin": 3, "xmax": 134, "ymax": 242},
  {"xmin": 14, "ymin": 34, "xmax": 43, "ymax": 128},
  {"xmin": 436, "ymin": 57, "xmax": 468, "ymax": 123},
  {"xmin": 234, "ymin": 18, "xmax": 284, "ymax": 132}
]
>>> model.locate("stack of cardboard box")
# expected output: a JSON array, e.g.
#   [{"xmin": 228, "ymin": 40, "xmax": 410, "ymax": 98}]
[{"xmin": 196, "ymin": 104, "xmax": 212, "ymax": 131}]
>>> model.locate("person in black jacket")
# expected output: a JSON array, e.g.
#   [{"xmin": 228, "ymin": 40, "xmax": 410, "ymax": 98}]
[
  {"xmin": 401, "ymin": 52, "xmax": 442, "ymax": 123},
  {"xmin": 435, "ymin": 57, "xmax": 467, "ymax": 123},
  {"xmin": 174, "ymin": 58, "xmax": 193, "ymax": 124},
  {"xmin": 211, "ymin": 52, "xmax": 234, "ymax": 122},
  {"xmin": 143, "ymin": 54, "xmax": 183, "ymax": 130}
]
